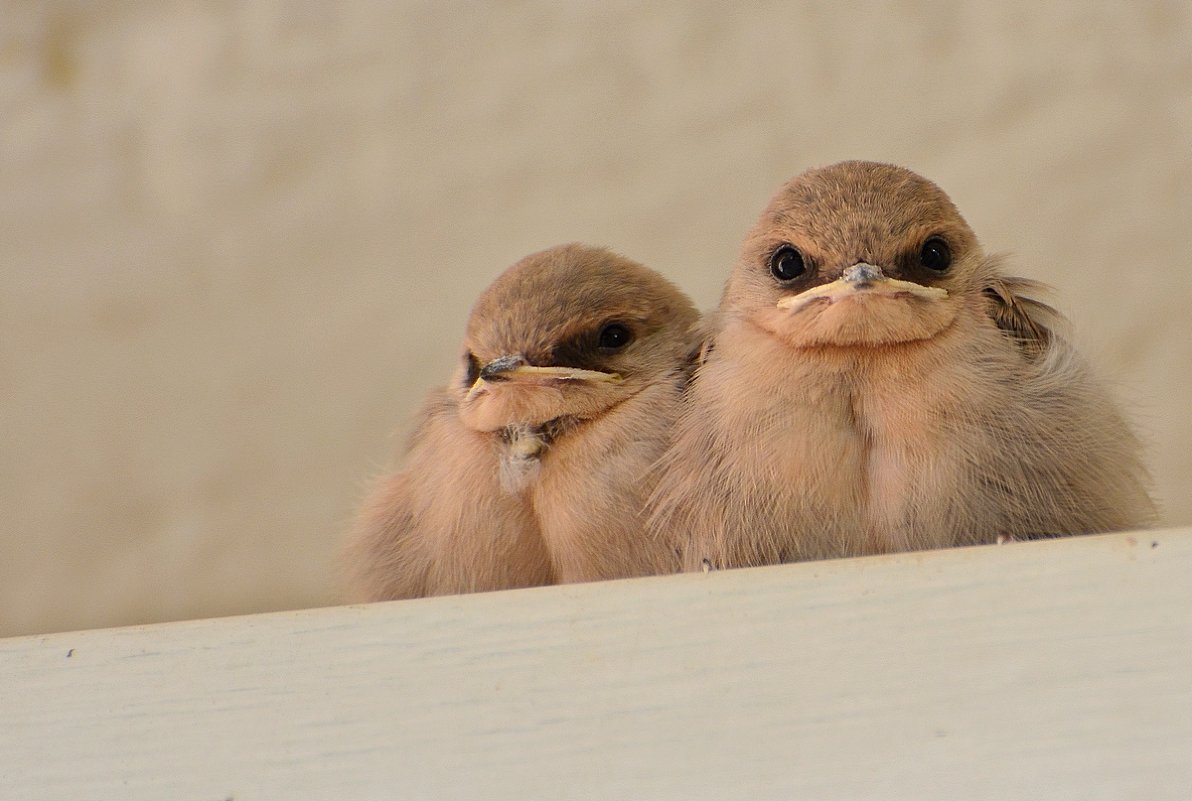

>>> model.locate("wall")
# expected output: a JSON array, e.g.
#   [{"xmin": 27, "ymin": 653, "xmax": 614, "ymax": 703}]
[{"xmin": 3, "ymin": 2, "xmax": 1190, "ymax": 636}]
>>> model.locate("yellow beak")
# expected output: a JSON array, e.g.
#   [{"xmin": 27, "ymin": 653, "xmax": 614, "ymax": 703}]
[
  {"xmin": 777, "ymin": 263, "xmax": 948, "ymax": 313},
  {"xmin": 466, "ymin": 355, "xmax": 621, "ymax": 401}
]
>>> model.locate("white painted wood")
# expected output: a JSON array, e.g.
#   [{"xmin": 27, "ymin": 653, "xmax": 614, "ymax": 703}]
[{"xmin": 3, "ymin": 529, "xmax": 1191, "ymax": 801}]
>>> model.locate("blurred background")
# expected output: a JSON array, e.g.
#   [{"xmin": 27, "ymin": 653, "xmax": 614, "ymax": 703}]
[{"xmin": 2, "ymin": 2, "xmax": 1190, "ymax": 637}]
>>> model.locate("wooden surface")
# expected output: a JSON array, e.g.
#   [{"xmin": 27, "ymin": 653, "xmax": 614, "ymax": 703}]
[{"xmin": 3, "ymin": 529, "xmax": 1191, "ymax": 800}]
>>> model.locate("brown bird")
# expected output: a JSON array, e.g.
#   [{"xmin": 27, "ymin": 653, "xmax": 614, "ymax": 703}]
[
  {"xmin": 649, "ymin": 160, "xmax": 1158, "ymax": 569},
  {"xmin": 345, "ymin": 243, "xmax": 700, "ymax": 600}
]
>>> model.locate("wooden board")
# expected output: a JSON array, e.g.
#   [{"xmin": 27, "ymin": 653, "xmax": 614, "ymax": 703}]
[{"xmin": 3, "ymin": 529, "xmax": 1191, "ymax": 800}]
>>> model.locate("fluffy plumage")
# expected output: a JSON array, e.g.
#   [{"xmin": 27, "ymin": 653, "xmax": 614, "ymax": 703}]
[
  {"xmin": 345, "ymin": 243, "xmax": 700, "ymax": 600},
  {"xmin": 650, "ymin": 161, "xmax": 1158, "ymax": 569}
]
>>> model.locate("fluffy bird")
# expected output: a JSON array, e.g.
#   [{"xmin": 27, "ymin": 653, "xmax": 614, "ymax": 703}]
[
  {"xmin": 650, "ymin": 160, "xmax": 1157, "ymax": 569},
  {"xmin": 346, "ymin": 243, "xmax": 700, "ymax": 600}
]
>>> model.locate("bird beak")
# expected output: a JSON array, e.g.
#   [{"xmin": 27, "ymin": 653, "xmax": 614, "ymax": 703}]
[
  {"xmin": 776, "ymin": 263, "xmax": 948, "ymax": 313},
  {"xmin": 467, "ymin": 355, "xmax": 621, "ymax": 401}
]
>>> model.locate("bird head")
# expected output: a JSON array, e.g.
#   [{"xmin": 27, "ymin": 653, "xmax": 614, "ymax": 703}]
[
  {"xmin": 724, "ymin": 161, "xmax": 987, "ymax": 349},
  {"xmin": 454, "ymin": 243, "xmax": 699, "ymax": 434}
]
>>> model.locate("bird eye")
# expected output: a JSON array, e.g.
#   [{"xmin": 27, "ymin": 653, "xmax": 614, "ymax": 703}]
[
  {"xmin": 597, "ymin": 322, "xmax": 633, "ymax": 351},
  {"xmin": 769, "ymin": 245, "xmax": 806, "ymax": 282},
  {"xmin": 919, "ymin": 237, "xmax": 952, "ymax": 272}
]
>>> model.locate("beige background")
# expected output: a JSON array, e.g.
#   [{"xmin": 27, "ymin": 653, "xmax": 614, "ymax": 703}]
[{"xmin": 2, "ymin": 3, "xmax": 1189, "ymax": 637}]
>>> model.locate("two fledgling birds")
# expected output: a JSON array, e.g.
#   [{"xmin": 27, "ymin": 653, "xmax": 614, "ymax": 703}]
[{"xmin": 346, "ymin": 161, "xmax": 1157, "ymax": 601}]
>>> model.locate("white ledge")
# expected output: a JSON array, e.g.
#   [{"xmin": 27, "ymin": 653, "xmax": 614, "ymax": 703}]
[{"xmin": 3, "ymin": 529, "xmax": 1191, "ymax": 800}]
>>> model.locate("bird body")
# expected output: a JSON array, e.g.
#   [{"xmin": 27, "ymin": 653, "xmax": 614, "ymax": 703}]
[
  {"xmin": 651, "ymin": 161, "xmax": 1157, "ymax": 569},
  {"xmin": 346, "ymin": 244, "xmax": 699, "ymax": 600},
  {"xmin": 349, "ymin": 388, "xmax": 553, "ymax": 598}
]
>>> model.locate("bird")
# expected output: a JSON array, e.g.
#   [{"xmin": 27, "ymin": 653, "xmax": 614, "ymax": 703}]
[
  {"xmin": 649, "ymin": 160, "xmax": 1158, "ymax": 570},
  {"xmin": 344, "ymin": 243, "xmax": 701, "ymax": 601}
]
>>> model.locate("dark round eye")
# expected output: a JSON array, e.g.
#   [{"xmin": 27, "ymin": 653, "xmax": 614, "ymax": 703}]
[
  {"xmin": 597, "ymin": 322, "xmax": 633, "ymax": 350},
  {"xmin": 769, "ymin": 245, "xmax": 806, "ymax": 282},
  {"xmin": 919, "ymin": 237, "xmax": 952, "ymax": 272}
]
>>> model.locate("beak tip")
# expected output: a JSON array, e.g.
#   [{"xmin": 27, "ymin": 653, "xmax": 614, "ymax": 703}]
[
  {"xmin": 479, "ymin": 354, "xmax": 526, "ymax": 380},
  {"xmin": 842, "ymin": 263, "xmax": 884, "ymax": 285}
]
